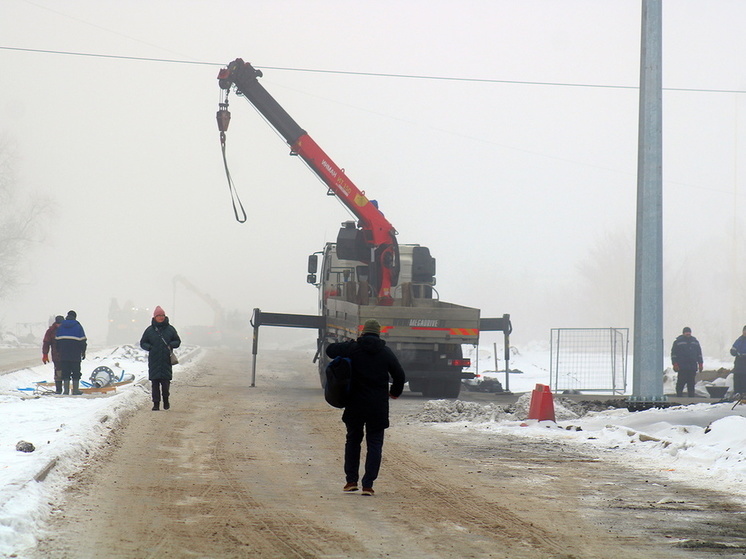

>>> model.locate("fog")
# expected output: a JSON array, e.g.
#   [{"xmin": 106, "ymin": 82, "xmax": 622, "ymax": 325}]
[{"xmin": 1, "ymin": 1, "xmax": 744, "ymax": 356}]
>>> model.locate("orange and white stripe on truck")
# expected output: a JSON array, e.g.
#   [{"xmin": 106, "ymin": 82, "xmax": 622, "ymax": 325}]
[{"xmin": 356, "ymin": 325, "xmax": 478, "ymax": 337}]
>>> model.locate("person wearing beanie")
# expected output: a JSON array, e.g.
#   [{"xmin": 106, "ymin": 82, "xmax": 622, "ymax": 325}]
[
  {"xmin": 139, "ymin": 306, "xmax": 181, "ymax": 411},
  {"xmin": 54, "ymin": 311, "xmax": 87, "ymax": 395},
  {"xmin": 325, "ymin": 318, "xmax": 405, "ymax": 496},
  {"xmin": 42, "ymin": 315, "xmax": 65, "ymax": 394},
  {"xmin": 730, "ymin": 325, "xmax": 746, "ymax": 395},
  {"xmin": 361, "ymin": 319, "xmax": 381, "ymax": 335},
  {"xmin": 670, "ymin": 327, "xmax": 703, "ymax": 398}
]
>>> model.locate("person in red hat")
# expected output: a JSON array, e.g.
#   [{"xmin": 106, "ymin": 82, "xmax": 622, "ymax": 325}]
[{"xmin": 139, "ymin": 305, "xmax": 181, "ymax": 410}]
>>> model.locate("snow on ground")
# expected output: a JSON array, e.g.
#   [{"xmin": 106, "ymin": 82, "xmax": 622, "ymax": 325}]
[
  {"xmin": 461, "ymin": 341, "xmax": 736, "ymax": 397},
  {"xmin": 420, "ymin": 343, "xmax": 746, "ymax": 503},
  {"xmin": 1, "ymin": 343, "xmax": 746, "ymax": 557},
  {"xmin": 0, "ymin": 344, "xmax": 201, "ymax": 557},
  {"xmin": 417, "ymin": 396, "xmax": 746, "ymax": 499}
]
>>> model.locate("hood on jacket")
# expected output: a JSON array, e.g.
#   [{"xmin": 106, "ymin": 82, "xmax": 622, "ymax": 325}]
[{"xmin": 357, "ymin": 333, "xmax": 386, "ymax": 353}]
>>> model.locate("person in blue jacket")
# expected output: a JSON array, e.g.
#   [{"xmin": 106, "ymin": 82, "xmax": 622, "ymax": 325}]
[
  {"xmin": 730, "ymin": 326, "xmax": 746, "ymax": 395},
  {"xmin": 326, "ymin": 319, "xmax": 405, "ymax": 496},
  {"xmin": 140, "ymin": 305, "xmax": 181, "ymax": 411},
  {"xmin": 54, "ymin": 310, "xmax": 87, "ymax": 395}
]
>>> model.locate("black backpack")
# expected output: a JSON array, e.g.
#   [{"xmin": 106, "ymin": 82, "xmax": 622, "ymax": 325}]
[{"xmin": 324, "ymin": 355, "xmax": 353, "ymax": 408}]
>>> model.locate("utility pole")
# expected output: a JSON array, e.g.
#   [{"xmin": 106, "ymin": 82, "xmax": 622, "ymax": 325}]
[{"xmin": 630, "ymin": 0, "xmax": 665, "ymax": 407}]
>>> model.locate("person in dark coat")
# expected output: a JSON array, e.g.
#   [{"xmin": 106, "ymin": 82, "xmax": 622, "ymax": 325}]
[
  {"xmin": 140, "ymin": 305, "xmax": 181, "ymax": 411},
  {"xmin": 54, "ymin": 310, "xmax": 87, "ymax": 395},
  {"xmin": 670, "ymin": 326, "xmax": 703, "ymax": 397},
  {"xmin": 730, "ymin": 326, "xmax": 746, "ymax": 394},
  {"xmin": 42, "ymin": 315, "xmax": 65, "ymax": 394},
  {"xmin": 326, "ymin": 319, "xmax": 406, "ymax": 496}
]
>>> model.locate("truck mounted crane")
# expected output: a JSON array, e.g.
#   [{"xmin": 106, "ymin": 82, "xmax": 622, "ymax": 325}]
[{"xmin": 218, "ymin": 58, "xmax": 511, "ymax": 398}]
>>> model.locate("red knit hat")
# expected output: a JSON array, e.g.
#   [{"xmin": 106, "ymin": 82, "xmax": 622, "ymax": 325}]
[{"xmin": 153, "ymin": 306, "xmax": 166, "ymax": 317}]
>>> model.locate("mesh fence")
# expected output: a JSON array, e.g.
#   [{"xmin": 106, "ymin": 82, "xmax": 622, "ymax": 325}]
[{"xmin": 550, "ymin": 328, "xmax": 629, "ymax": 394}]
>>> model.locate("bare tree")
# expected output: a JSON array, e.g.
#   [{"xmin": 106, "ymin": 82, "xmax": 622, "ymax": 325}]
[{"xmin": 0, "ymin": 137, "xmax": 50, "ymax": 300}]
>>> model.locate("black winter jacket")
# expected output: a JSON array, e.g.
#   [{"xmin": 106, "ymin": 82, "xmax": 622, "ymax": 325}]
[
  {"xmin": 670, "ymin": 334, "xmax": 703, "ymax": 373},
  {"xmin": 326, "ymin": 333, "xmax": 406, "ymax": 430},
  {"xmin": 140, "ymin": 317, "xmax": 181, "ymax": 380}
]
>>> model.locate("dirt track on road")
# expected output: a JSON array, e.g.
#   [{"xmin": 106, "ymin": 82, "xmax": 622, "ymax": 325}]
[{"xmin": 32, "ymin": 349, "xmax": 746, "ymax": 558}]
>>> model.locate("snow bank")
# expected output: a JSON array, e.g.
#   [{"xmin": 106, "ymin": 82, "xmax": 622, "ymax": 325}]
[{"xmin": 413, "ymin": 397, "xmax": 746, "ymax": 499}]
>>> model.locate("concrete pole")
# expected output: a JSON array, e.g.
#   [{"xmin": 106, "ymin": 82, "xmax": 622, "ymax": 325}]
[{"xmin": 631, "ymin": 0, "xmax": 665, "ymax": 404}]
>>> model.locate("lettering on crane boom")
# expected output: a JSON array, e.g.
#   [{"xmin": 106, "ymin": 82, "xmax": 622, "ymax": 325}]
[
  {"xmin": 321, "ymin": 159, "xmax": 337, "ymax": 178},
  {"xmin": 393, "ymin": 318, "xmax": 443, "ymax": 328}
]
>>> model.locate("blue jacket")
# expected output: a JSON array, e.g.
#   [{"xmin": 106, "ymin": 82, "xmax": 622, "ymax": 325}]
[
  {"xmin": 731, "ymin": 335, "xmax": 746, "ymax": 357},
  {"xmin": 54, "ymin": 319, "xmax": 87, "ymax": 362}
]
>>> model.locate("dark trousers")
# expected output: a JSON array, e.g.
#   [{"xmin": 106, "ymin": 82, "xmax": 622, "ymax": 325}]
[
  {"xmin": 734, "ymin": 374, "xmax": 746, "ymax": 394},
  {"xmin": 60, "ymin": 360, "xmax": 82, "ymax": 381},
  {"xmin": 733, "ymin": 356, "xmax": 746, "ymax": 394},
  {"xmin": 676, "ymin": 370, "xmax": 696, "ymax": 397},
  {"xmin": 344, "ymin": 421, "xmax": 385, "ymax": 488},
  {"xmin": 151, "ymin": 379, "xmax": 170, "ymax": 404}
]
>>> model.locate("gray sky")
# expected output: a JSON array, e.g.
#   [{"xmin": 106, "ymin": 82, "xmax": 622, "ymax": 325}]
[{"xmin": 1, "ymin": 0, "xmax": 745, "ymax": 353}]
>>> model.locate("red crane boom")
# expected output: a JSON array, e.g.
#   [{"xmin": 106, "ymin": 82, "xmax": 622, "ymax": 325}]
[{"xmin": 217, "ymin": 58, "xmax": 399, "ymax": 302}]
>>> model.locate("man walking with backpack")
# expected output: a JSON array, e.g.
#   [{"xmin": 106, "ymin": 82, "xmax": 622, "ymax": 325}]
[{"xmin": 326, "ymin": 319, "xmax": 406, "ymax": 496}]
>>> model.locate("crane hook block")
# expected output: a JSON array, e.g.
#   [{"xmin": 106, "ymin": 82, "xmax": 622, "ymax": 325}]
[{"xmin": 216, "ymin": 105, "xmax": 231, "ymax": 133}]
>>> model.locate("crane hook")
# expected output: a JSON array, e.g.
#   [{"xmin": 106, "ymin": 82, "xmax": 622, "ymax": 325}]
[
  {"xmin": 216, "ymin": 96, "xmax": 246, "ymax": 223},
  {"xmin": 217, "ymin": 102, "xmax": 231, "ymax": 136}
]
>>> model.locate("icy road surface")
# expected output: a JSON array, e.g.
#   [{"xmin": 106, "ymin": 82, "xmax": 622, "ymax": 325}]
[{"xmin": 27, "ymin": 349, "xmax": 746, "ymax": 559}]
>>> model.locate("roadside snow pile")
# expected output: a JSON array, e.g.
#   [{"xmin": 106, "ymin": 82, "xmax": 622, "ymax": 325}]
[
  {"xmin": 418, "ymin": 395, "xmax": 585, "ymax": 423},
  {"xmin": 511, "ymin": 393, "xmax": 580, "ymax": 421},
  {"xmin": 0, "ymin": 332, "xmax": 34, "ymax": 348},
  {"xmin": 419, "ymin": 400, "xmax": 511, "ymax": 423},
  {"xmin": 98, "ymin": 344, "xmax": 150, "ymax": 362}
]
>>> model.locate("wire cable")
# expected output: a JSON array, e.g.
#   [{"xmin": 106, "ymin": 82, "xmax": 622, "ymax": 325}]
[{"xmin": 2, "ymin": 45, "xmax": 744, "ymax": 94}]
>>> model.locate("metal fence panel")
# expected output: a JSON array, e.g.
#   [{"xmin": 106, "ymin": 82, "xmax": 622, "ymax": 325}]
[{"xmin": 550, "ymin": 328, "xmax": 629, "ymax": 394}]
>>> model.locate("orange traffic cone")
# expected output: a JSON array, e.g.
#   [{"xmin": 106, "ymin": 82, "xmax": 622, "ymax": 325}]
[{"xmin": 527, "ymin": 383, "xmax": 556, "ymax": 421}]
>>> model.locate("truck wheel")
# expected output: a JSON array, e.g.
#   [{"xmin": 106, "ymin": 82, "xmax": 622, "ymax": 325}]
[
  {"xmin": 318, "ymin": 357, "xmax": 329, "ymax": 388},
  {"xmin": 421, "ymin": 380, "xmax": 439, "ymax": 398},
  {"xmin": 441, "ymin": 379, "xmax": 462, "ymax": 398},
  {"xmin": 423, "ymin": 379, "xmax": 461, "ymax": 398},
  {"xmin": 408, "ymin": 380, "xmax": 424, "ymax": 393}
]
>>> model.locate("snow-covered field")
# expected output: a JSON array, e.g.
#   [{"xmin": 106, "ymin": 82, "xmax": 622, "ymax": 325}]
[{"xmin": 1, "ymin": 343, "xmax": 745, "ymax": 557}]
